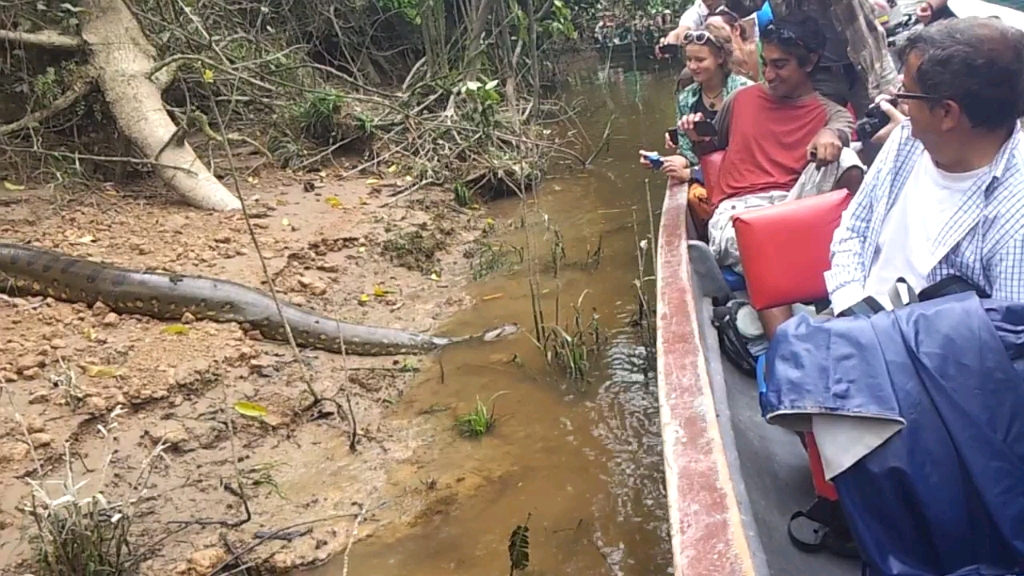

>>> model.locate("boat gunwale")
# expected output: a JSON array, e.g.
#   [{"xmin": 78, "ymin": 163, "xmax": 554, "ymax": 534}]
[{"xmin": 655, "ymin": 180, "xmax": 770, "ymax": 576}]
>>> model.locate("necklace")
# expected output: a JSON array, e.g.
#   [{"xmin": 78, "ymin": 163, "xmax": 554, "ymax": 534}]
[{"xmin": 702, "ymin": 87, "xmax": 724, "ymax": 110}]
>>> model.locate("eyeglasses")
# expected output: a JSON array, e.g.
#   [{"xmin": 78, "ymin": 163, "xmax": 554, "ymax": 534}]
[
  {"xmin": 683, "ymin": 30, "xmax": 724, "ymax": 48},
  {"xmin": 894, "ymin": 84, "xmax": 939, "ymax": 102},
  {"xmin": 710, "ymin": 6, "xmax": 741, "ymax": 23}
]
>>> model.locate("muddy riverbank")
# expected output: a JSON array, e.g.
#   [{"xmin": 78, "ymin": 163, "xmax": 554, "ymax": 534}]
[{"xmin": 0, "ymin": 59, "xmax": 683, "ymax": 576}]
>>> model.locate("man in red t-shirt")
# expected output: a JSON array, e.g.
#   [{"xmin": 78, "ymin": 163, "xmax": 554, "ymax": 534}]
[{"xmin": 681, "ymin": 11, "xmax": 865, "ymax": 336}]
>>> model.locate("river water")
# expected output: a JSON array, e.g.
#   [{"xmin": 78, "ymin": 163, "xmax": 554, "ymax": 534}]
[{"xmin": 309, "ymin": 59, "xmax": 682, "ymax": 576}]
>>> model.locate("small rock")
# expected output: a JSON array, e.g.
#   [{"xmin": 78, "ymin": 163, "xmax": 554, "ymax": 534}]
[
  {"xmin": 16, "ymin": 355, "xmax": 45, "ymax": 373},
  {"xmin": 29, "ymin": 433, "xmax": 53, "ymax": 448},
  {"xmin": 213, "ymin": 233, "xmax": 233, "ymax": 244},
  {"xmin": 297, "ymin": 276, "xmax": 314, "ymax": 288},
  {"xmin": 49, "ymin": 338, "xmax": 67, "ymax": 349},
  {"xmin": 21, "ymin": 367, "xmax": 41, "ymax": 379},
  {"xmin": 0, "ymin": 371, "xmax": 17, "ymax": 383},
  {"xmin": 102, "ymin": 312, "xmax": 120, "ymax": 326},
  {"xmin": 309, "ymin": 282, "xmax": 328, "ymax": 296},
  {"xmin": 0, "ymin": 441, "xmax": 30, "ymax": 464},
  {"xmin": 25, "ymin": 416, "xmax": 45, "ymax": 434},
  {"xmin": 189, "ymin": 548, "xmax": 227, "ymax": 574},
  {"xmin": 245, "ymin": 330, "xmax": 264, "ymax": 341},
  {"xmin": 93, "ymin": 301, "xmax": 112, "ymax": 316},
  {"xmin": 181, "ymin": 312, "xmax": 196, "ymax": 324},
  {"xmin": 84, "ymin": 396, "xmax": 108, "ymax": 414},
  {"xmin": 28, "ymin": 391, "xmax": 49, "ymax": 404}
]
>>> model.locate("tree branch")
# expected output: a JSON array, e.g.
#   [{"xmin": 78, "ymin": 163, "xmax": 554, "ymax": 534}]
[
  {"xmin": 0, "ymin": 79, "xmax": 96, "ymax": 137},
  {"xmin": 0, "ymin": 29, "xmax": 84, "ymax": 50}
]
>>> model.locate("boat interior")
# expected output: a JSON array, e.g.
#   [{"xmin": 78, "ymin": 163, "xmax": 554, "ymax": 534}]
[{"xmin": 686, "ymin": 238, "xmax": 860, "ymax": 576}]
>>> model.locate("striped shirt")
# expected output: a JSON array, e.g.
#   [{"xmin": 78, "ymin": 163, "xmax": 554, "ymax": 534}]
[{"xmin": 825, "ymin": 122, "xmax": 1024, "ymax": 309}]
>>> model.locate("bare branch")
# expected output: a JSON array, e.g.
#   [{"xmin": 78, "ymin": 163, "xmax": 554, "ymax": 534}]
[
  {"xmin": 0, "ymin": 80, "xmax": 96, "ymax": 137},
  {"xmin": 0, "ymin": 29, "xmax": 84, "ymax": 50}
]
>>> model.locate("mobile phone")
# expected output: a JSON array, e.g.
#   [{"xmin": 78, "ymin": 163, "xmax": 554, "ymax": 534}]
[
  {"xmin": 642, "ymin": 152, "xmax": 664, "ymax": 170},
  {"xmin": 693, "ymin": 120, "xmax": 718, "ymax": 138},
  {"xmin": 659, "ymin": 43, "xmax": 681, "ymax": 57},
  {"xmin": 667, "ymin": 128, "xmax": 680, "ymax": 147}
]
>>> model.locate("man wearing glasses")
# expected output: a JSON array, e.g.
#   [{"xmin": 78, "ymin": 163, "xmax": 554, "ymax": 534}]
[{"xmin": 825, "ymin": 17, "xmax": 1024, "ymax": 313}]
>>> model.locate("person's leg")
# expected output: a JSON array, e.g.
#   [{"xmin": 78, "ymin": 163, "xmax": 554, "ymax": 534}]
[
  {"xmin": 835, "ymin": 166, "xmax": 864, "ymax": 194},
  {"xmin": 708, "ymin": 191, "xmax": 789, "ymax": 271},
  {"xmin": 759, "ymin": 306, "xmax": 793, "ymax": 340}
]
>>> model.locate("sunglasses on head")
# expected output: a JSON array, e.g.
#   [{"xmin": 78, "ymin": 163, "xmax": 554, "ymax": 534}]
[
  {"xmin": 711, "ymin": 6, "xmax": 741, "ymax": 23},
  {"xmin": 683, "ymin": 30, "xmax": 724, "ymax": 47},
  {"xmin": 764, "ymin": 23, "xmax": 808, "ymax": 49}
]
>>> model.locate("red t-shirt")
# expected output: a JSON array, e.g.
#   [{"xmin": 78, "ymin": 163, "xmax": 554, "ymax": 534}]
[{"xmin": 708, "ymin": 84, "xmax": 853, "ymax": 210}]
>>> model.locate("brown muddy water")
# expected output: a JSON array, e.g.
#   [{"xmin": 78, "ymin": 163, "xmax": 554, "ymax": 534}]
[{"xmin": 308, "ymin": 61, "xmax": 682, "ymax": 576}]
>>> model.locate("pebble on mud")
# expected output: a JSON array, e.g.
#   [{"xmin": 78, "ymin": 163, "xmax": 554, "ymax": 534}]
[
  {"xmin": 28, "ymin": 391, "xmax": 49, "ymax": 404},
  {"xmin": 188, "ymin": 548, "xmax": 226, "ymax": 574},
  {"xmin": 0, "ymin": 442, "xmax": 30, "ymax": 464},
  {"xmin": 102, "ymin": 312, "xmax": 120, "ymax": 326},
  {"xmin": 181, "ymin": 311, "xmax": 197, "ymax": 324},
  {"xmin": 15, "ymin": 355, "xmax": 45, "ymax": 374},
  {"xmin": 28, "ymin": 433, "xmax": 53, "ymax": 448}
]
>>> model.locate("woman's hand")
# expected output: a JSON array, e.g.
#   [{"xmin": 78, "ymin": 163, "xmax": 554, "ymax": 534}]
[
  {"xmin": 678, "ymin": 113, "xmax": 709, "ymax": 142},
  {"xmin": 870, "ymin": 95, "xmax": 908, "ymax": 145},
  {"xmin": 660, "ymin": 155, "xmax": 691, "ymax": 182}
]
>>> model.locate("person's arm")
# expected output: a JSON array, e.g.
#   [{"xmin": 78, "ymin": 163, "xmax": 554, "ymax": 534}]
[
  {"xmin": 986, "ymin": 234, "xmax": 1024, "ymax": 303},
  {"xmin": 665, "ymin": 2, "xmax": 706, "ymax": 43},
  {"xmin": 822, "ymin": 125, "xmax": 906, "ymax": 312},
  {"xmin": 817, "ymin": 95, "xmax": 855, "ymax": 147},
  {"xmin": 831, "ymin": 0, "xmax": 899, "ymax": 98}
]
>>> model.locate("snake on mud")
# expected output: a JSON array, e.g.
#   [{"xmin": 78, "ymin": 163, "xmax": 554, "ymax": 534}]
[{"xmin": 0, "ymin": 243, "xmax": 518, "ymax": 355}]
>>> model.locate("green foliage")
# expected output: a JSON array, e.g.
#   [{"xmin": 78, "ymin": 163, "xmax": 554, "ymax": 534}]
[
  {"xmin": 455, "ymin": 392, "xmax": 506, "ymax": 437},
  {"xmin": 459, "ymin": 78, "xmax": 503, "ymax": 130},
  {"xmin": 292, "ymin": 90, "xmax": 346, "ymax": 144}
]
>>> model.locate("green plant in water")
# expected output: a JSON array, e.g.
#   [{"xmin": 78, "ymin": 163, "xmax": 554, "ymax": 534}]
[
  {"xmin": 470, "ymin": 241, "xmax": 525, "ymax": 280},
  {"xmin": 529, "ymin": 287, "xmax": 603, "ymax": 387},
  {"xmin": 455, "ymin": 392, "xmax": 507, "ymax": 437}
]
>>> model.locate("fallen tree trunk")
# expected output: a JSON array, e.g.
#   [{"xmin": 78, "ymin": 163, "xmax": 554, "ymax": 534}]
[
  {"xmin": 0, "ymin": 0, "xmax": 241, "ymax": 211},
  {"xmin": 81, "ymin": 0, "xmax": 241, "ymax": 211}
]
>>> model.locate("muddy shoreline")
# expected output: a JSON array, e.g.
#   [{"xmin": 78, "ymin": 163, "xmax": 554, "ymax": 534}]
[{"xmin": 0, "ymin": 168, "xmax": 506, "ymax": 575}]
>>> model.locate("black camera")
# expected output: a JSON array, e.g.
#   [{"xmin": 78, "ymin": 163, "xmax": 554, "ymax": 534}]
[{"xmin": 855, "ymin": 98, "xmax": 898, "ymax": 142}]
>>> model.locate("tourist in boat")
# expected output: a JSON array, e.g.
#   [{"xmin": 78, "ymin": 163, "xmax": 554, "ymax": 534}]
[
  {"xmin": 640, "ymin": 26, "xmax": 753, "ymax": 227},
  {"xmin": 824, "ymin": 16, "xmax": 1024, "ymax": 313},
  {"xmin": 768, "ymin": 0, "xmax": 899, "ymax": 118},
  {"xmin": 705, "ymin": 4, "xmax": 763, "ymax": 82},
  {"xmin": 679, "ymin": 12, "xmax": 865, "ymax": 338},
  {"xmin": 656, "ymin": 0, "xmax": 765, "ymax": 57}
]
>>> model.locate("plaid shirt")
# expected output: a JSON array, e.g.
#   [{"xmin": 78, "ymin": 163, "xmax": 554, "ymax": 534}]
[
  {"xmin": 770, "ymin": 0, "xmax": 899, "ymax": 97},
  {"xmin": 825, "ymin": 122, "xmax": 1024, "ymax": 309}
]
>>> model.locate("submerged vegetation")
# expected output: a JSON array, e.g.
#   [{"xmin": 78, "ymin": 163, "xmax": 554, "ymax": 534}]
[{"xmin": 455, "ymin": 392, "xmax": 507, "ymax": 437}]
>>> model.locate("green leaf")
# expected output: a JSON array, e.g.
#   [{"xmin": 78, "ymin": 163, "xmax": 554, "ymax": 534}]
[{"xmin": 234, "ymin": 401, "xmax": 268, "ymax": 418}]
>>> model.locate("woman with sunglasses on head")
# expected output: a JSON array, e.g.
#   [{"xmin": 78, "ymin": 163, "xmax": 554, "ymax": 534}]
[{"xmin": 640, "ymin": 26, "xmax": 752, "ymax": 227}]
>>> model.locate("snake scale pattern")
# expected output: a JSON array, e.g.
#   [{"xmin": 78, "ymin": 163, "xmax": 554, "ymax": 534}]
[{"xmin": 0, "ymin": 243, "xmax": 514, "ymax": 355}]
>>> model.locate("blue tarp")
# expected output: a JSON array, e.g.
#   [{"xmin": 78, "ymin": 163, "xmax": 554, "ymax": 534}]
[{"xmin": 762, "ymin": 293, "xmax": 1024, "ymax": 576}]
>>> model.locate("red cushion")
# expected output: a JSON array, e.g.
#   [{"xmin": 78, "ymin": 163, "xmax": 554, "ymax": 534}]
[
  {"xmin": 732, "ymin": 189, "xmax": 853, "ymax": 310},
  {"xmin": 699, "ymin": 150, "xmax": 726, "ymax": 207}
]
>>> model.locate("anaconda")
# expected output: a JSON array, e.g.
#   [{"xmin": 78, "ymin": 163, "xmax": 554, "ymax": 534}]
[{"xmin": 0, "ymin": 243, "xmax": 517, "ymax": 355}]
